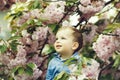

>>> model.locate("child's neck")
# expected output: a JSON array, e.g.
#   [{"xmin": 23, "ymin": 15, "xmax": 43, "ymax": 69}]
[{"xmin": 60, "ymin": 53, "xmax": 73, "ymax": 60}]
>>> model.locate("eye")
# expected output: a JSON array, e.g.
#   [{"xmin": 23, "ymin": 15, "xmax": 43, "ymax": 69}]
[
  {"xmin": 55, "ymin": 38, "xmax": 58, "ymax": 40},
  {"xmin": 61, "ymin": 37, "xmax": 66, "ymax": 40}
]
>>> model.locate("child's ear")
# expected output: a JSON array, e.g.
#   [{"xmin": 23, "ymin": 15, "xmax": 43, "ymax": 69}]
[{"xmin": 72, "ymin": 42, "xmax": 79, "ymax": 50}]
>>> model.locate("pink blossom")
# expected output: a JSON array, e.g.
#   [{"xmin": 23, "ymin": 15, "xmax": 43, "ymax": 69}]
[
  {"xmin": 47, "ymin": 29, "xmax": 56, "ymax": 44},
  {"xmin": 79, "ymin": 0, "xmax": 105, "ymax": 19},
  {"xmin": 17, "ymin": 12, "xmax": 30, "ymax": 26},
  {"xmin": 0, "ymin": 53, "xmax": 10, "ymax": 65},
  {"xmin": 81, "ymin": 59, "xmax": 100, "ymax": 79},
  {"xmin": 96, "ymin": 19, "xmax": 110, "ymax": 33},
  {"xmin": 25, "ymin": 40, "xmax": 39, "ymax": 53},
  {"xmin": 40, "ymin": 1, "xmax": 66, "ymax": 24},
  {"xmin": 17, "ymin": 45, "xmax": 27, "ymax": 57},
  {"xmin": 114, "ymin": 28, "xmax": 120, "ymax": 52},
  {"xmin": 32, "ymin": 27, "xmax": 49, "ymax": 41},
  {"xmin": 82, "ymin": 23, "xmax": 97, "ymax": 44},
  {"xmin": 92, "ymin": 34, "xmax": 116, "ymax": 62},
  {"xmin": 17, "ymin": 9, "xmax": 40, "ymax": 26},
  {"xmin": 9, "ymin": 57, "xmax": 27, "ymax": 69},
  {"xmin": 28, "ymin": 54, "xmax": 44, "ymax": 66},
  {"xmin": 33, "ymin": 67, "xmax": 43, "ymax": 79},
  {"xmin": 14, "ymin": 73, "xmax": 30, "ymax": 80},
  {"xmin": 80, "ymin": 0, "xmax": 91, "ymax": 6},
  {"xmin": 8, "ymin": 45, "xmax": 27, "ymax": 68},
  {"xmin": 0, "ymin": 0, "xmax": 6, "ymax": 11}
]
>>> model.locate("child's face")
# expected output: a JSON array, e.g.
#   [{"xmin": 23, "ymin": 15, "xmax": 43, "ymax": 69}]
[{"xmin": 54, "ymin": 29, "xmax": 76, "ymax": 55}]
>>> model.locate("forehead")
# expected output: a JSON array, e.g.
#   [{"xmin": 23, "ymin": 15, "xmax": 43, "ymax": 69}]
[{"xmin": 56, "ymin": 28, "xmax": 74, "ymax": 36}]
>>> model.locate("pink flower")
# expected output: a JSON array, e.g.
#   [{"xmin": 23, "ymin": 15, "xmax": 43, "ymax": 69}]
[
  {"xmin": 78, "ymin": 0, "xmax": 105, "ymax": 19},
  {"xmin": 93, "ymin": 34, "xmax": 116, "ymax": 62},
  {"xmin": 81, "ymin": 59, "xmax": 100, "ymax": 79},
  {"xmin": 114, "ymin": 28, "xmax": 120, "ymax": 52},
  {"xmin": 40, "ymin": 1, "xmax": 66, "ymax": 24},
  {"xmin": 82, "ymin": 23, "xmax": 97, "ymax": 44}
]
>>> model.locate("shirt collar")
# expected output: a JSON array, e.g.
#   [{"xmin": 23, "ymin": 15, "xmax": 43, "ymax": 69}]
[{"xmin": 55, "ymin": 52, "xmax": 80, "ymax": 62}]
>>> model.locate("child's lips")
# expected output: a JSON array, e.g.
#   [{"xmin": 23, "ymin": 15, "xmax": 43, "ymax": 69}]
[{"xmin": 56, "ymin": 45, "xmax": 62, "ymax": 48}]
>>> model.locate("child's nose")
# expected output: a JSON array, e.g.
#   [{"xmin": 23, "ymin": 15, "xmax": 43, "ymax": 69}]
[{"xmin": 56, "ymin": 39, "xmax": 60, "ymax": 43}]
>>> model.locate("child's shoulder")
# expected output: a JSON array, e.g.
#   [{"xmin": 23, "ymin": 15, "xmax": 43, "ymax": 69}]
[{"xmin": 50, "ymin": 52, "xmax": 60, "ymax": 61}]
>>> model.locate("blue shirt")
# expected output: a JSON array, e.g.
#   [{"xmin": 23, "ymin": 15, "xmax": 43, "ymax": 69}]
[{"xmin": 46, "ymin": 52, "xmax": 80, "ymax": 80}]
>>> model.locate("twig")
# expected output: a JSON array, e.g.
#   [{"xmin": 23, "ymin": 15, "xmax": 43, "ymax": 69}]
[
  {"xmin": 57, "ymin": 1, "xmax": 80, "ymax": 25},
  {"xmin": 96, "ymin": 31, "xmax": 119, "ymax": 36},
  {"xmin": 98, "ymin": 61, "xmax": 114, "ymax": 80},
  {"xmin": 112, "ymin": 11, "xmax": 120, "ymax": 23},
  {"xmin": 105, "ymin": 0, "xmax": 115, "ymax": 6},
  {"xmin": 39, "ymin": 30, "xmax": 49, "ymax": 56},
  {"xmin": 38, "ymin": 55, "xmax": 49, "ymax": 69}
]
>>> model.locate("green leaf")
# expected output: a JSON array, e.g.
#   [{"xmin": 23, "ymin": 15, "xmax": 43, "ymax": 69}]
[
  {"xmin": 48, "ymin": 24, "xmax": 60, "ymax": 34},
  {"xmin": 33, "ymin": 0, "xmax": 41, "ymax": 9},
  {"xmin": 9, "ymin": 40, "xmax": 19, "ymax": 51},
  {"xmin": 12, "ymin": 66, "xmax": 25, "ymax": 75},
  {"xmin": 28, "ymin": 0, "xmax": 41, "ymax": 9},
  {"xmin": 26, "ymin": 63, "xmax": 35, "ymax": 69},
  {"xmin": 8, "ymin": 36, "xmax": 21, "ymax": 41},
  {"xmin": 64, "ymin": 57, "xmax": 78, "ymax": 66},
  {"xmin": 42, "ymin": 44, "xmax": 55, "ymax": 55},
  {"xmin": 100, "ymin": 73, "xmax": 114, "ymax": 80},
  {"xmin": 27, "ymin": 19, "xmax": 35, "ymax": 25},
  {"xmin": 10, "ymin": 11, "xmax": 23, "ymax": 20},
  {"xmin": 54, "ymin": 71, "xmax": 69, "ymax": 80},
  {"xmin": 19, "ymin": 23, "xmax": 28, "ymax": 31},
  {"xmin": 8, "ymin": 76, "xmax": 15, "ymax": 80},
  {"xmin": 103, "ymin": 23, "xmax": 120, "ymax": 33},
  {"xmin": 24, "ymin": 65, "xmax": 33, "ymax": 76},
  {"xmin": 12, "ymin": 66, "xmax": 20, "ymax": 73},
  {"xmin": 36, "ymin": 21, "xmax": 42, "ymax": 26},
  {"xmin": 12, "ymin": 66, "xmax": 21, "ymax": 75},
  {"xmin": 66, "ymin": 0, "xmax": 78, "ymax": 6},
  {"xmin": 113, "ymin": 54, "xmax": 120, "ymax": 68},
  {"xmin": 18, "ymin": 67, "xmax": 25, "ymax": 74},
  {"xmin": 0, "ymin": 45, "xmax": 7, "ymax": 54}
]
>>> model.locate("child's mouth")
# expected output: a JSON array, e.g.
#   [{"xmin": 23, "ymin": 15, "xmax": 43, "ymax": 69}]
[{"xmin": 56, "ymin": 45, "xmax": 62, "ymax": 48}]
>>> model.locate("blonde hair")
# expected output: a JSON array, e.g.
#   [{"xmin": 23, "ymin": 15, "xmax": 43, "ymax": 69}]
[{"xmin": 57, "ymin": 26, "xmax": 83, "ymax": 51}]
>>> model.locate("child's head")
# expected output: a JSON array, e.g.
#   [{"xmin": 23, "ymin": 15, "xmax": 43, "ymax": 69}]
[{"xmin": 54, "ymin": 26, "xmax": 83, "ymax": 57}]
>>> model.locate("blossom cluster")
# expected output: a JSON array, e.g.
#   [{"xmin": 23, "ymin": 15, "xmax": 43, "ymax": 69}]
[
  {"xmin": 82, "ymin": 23, "xmax": 97, "ymax": 45},
  {"xmin": 17, "ymin": 9, "xmax": 40, "ymax": 26},
  {"xmin": 0, "ymin": 0, "xmax": 120, "ymax": 80},
  {"xmin": 92, "ymin": 34, "xmax": 117, "ymax": 62},
  {"xmin": 0, "ymin": 26, "xmax": 55, "ymax": 79},
  {"xmin": 68, "ymin": 59, "xmax": 100, "ymax": 80},
  {"xmin": 0, "ymin": 0, "xmax": 27, "ymax": 11},
  {"xmin": 40, "ymin": 1, "xmax": 66, "ymax": 24},
  {"xmin": 78, "ymin": 0, "xmax": 105, "ymax": 19}
]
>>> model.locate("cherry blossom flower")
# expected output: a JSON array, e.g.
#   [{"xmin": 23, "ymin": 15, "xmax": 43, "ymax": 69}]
[
  {"xmin": 17, "ymin": 9, "xmax": 40, "ymax": 26},
  {"xmin": 114, "ymin": 28, "xmax": 120, "ymax": 52},
  {"xmin": 92, "ymin": 34, "xmax": 116, "ymax": 62},
  {"xmin": 78, "ymin": 0, "xmax": 105, "ymax": 19},
  {"xmin": 40, "ymin": 1, "xmax": 66, "ymax": 24},
  {"xmin": 82, "ymin": 23, "xmax": 97, "ymax": 45},
  {"xmin": 81, "ymin": 59, "xmax": 100, "ymax": 79}
]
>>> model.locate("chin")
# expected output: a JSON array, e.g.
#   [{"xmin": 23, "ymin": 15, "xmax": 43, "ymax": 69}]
[
  {"xmin": 56, "ymin": 50, "xmax": 62, "ymax": 54},
  {"xmin": 56, "ymin": 50, "xmax": 61, "ymax": 53}
]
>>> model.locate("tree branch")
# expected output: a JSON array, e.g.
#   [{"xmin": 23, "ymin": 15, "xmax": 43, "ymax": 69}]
[
  {"xmin": 105, "ymin": 0, "xmax": 115, "ymax": 6},
  {"xmin": 39, "ymin": 30, "xmax": 49, "ymax": 56},
  {"xmin": 98, "ymin": 61, "xmax": 114, "ymax": 80},
  {"xmin": 112, "ymin": 11, "xmax": 120, "ymax": 23},
  {"xmin": 57, "ymin": 1, "xmax": 80, "ymax": 25}
]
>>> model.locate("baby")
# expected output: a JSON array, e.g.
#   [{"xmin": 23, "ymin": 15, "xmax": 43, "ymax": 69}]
[{"xmin": 46, "ymin": 26, "xmax": 83, "ymax": 80}]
